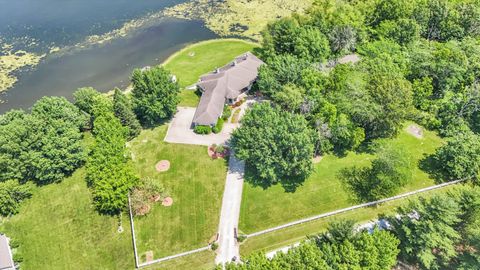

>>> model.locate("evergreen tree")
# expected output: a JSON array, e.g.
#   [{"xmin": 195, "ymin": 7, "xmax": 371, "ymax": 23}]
[{"xmin": 113, "ymin": 88, "xmax": 141, "ymax": 139}]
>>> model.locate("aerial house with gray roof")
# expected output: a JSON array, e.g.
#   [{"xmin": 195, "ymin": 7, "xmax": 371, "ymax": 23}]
[{"xmin": 192, "ymin": 52, "xmax": 264, "ymax": 127}]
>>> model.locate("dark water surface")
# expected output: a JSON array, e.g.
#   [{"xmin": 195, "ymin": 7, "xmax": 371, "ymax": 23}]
[{"xmin": 0, "ymin": 0, "xmax": 217, "ymax": 113}]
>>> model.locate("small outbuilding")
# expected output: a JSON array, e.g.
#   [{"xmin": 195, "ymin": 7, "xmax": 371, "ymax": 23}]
[
  {"xmin": 0, "ymin": 234, "xmax": 15, "ymax": 270},
  {"xmin": 192, "ymin": 52, "xmax": 264, "ymax": 127}
]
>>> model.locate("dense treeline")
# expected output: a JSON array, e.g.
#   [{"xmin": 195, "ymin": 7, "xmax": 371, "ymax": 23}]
[
  {"xmin": 222, "ymin": 220, "xmax": 400, "ymax": 270},
  {"xmin": 232, "ymin": 0, "xmax": 480, "ymax": 192},
  {"xmin": 0, "ymin": 66, "xmax": 179, "ymax": 216},
  {"xmin": 223, "ymin": 186, "xmax": 480, "ymax": 269},
  {"xmin": 385, "ymin": 185, "xmax": 480, "ymax": 269}
]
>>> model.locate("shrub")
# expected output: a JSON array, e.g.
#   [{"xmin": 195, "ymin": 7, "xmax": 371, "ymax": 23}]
[
  {"xmin": 13, "ymin": 252, "xmax": 23, "ymax": 263},
  {"xmin": 194, "ymin": 125, "xmax": 212, "ymax": 134},
  {"xmin": 210, "ymin": 242, "xmax": 219, "ymax": 250},
  {"xmin": 215, "ymin": 145, "xmax": 226, "ymax": 154},
  {"xmin": 0, "ymin": 180, "xmax": 33, "ymax": 216},
  {"xmin": 222, "ymin": 105, "xmax": 232, "ymax": 120},
  {"xmin": 232, "ymin": 98, "xmax": 245, "ymax": 108},
  {"xmin": 237, "ymin": 235, "xmax": 247, "ymax": 243},
  {"xmin": 231, "ymin": 109, "xmax": 241, "ymax": 123},
  {"xmin": 212, "ymin": 118, "xmax": 224, "ymax": 134},
  {"xmin": 131, "ymin": 177, "xmax": 165, "ymax": 216}
]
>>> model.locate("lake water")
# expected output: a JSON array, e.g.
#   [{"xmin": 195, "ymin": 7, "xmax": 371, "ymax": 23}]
[{"xmin": 0, "ymin": 0, "xmax": 216, "ymax": 113}]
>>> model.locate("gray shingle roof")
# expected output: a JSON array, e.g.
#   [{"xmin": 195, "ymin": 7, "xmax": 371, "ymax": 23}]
[{"xmin": 192, "ymin": 52, "xmax": 264, "ymax": 126}]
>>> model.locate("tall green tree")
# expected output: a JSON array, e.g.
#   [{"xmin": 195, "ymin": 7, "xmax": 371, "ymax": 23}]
[
  {"xmin": 341, "ymin": 144, "xmax": 414, "ymax": 202},
  {"xmin": 0, "ymin": 98, "xmax": 86, "ymax": 185},
  {"xmin": 86, "ymin": 110, "xmax": 137, "ymax": 215},
  {"xmin": 131, "ymin": 66, "xmax": 180, "ymax": 126},
  {"xmin": 222, "ymin": 219, "xmax": 399, "ymax": 270},
  {"xmin": 113, "ymin": 88, "xmax": 141, "ymax": 139},
  {"xmin": 386, "ymin": 194, "xmax": 462, "ymax": 269},
  {"xmin": 257, "ymin": 54, "xmax": 310, "ymax": 98},
  {"xmin": 431, "ymin": 130, "xmax": 480, "ymax": 183},
  {"xmin": 231, "ymin": 103, "xmax": 314, "ymax": 192}
]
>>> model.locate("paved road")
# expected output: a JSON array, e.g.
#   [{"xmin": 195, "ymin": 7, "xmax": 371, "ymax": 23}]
[{"xmin": 215, "ymin": 154, "xmax": 245, "ymax": 265}]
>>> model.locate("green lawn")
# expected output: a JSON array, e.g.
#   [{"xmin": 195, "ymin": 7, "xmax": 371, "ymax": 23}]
[
  {"xmin": 240, "ymin": 185, "xmax": 458, "ymax": 256},
  {"xmin": 163, "ymin": 39, "xmax": 258, "ymax": 107},
  {"xmin": 129, "ymin": 125, "xmax": 227, "ymax": 263},
  {"xmin": 0, "ymin": 169, "xmax": 135, "ymax": 270},
  {"xmin": 239, "ymin": 123, "xmax": 444, "ymax": 234},
  {"xmin": 144, "ymin": 250, "xmax": 215, "ymax": 270}
]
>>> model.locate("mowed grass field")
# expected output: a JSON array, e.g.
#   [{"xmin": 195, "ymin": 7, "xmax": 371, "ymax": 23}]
[
  {"xmin": 239, "ymin": 123, "xmax": 444, "ymax": 234},
  {"xmin": 129, "ymin": 125, "xmax": 227, "ymax": 262},
  {"xmin": 163, "ymin": 39, "xmax": 258, "ymax": 107},
  {"xmin": 0, "ymin": 169, "xmax": 135, "ymax": 270}
]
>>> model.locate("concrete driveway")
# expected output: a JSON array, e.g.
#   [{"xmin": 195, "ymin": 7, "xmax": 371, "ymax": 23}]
[
  {"xmin": 215, "ymin": 154, "xmax": 245, "ymax": 265},
  {"xmin": 164, "ymin": 107, "xmax": 236, "ymax": 146}
]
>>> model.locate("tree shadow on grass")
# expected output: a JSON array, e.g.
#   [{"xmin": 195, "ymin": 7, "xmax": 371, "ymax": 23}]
[
  {"xmin": 243, "ymin": 162, "xmax": 305, "ymax": 193},
  {"xmin": 419, "ymin": 154, "xmax": 446, "ymax": 184}
]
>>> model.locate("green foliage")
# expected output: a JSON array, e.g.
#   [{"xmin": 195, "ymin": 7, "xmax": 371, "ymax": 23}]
[
  {"xmin": 73, "ymin": 87, "xmax": 101, "ymax": 115},
  {"xmin": 222, "ymin": 105, "xmax": 232, "ymax": 120},
  {"xmin": 113, "ymin": 88, "xmax": 141, "ymax": 140},
  {"xmin": 386, "ymin": 193, "xmax": 462, "ymax": 269},
  {"xmin": 32, "ymin": 96, "xmax": 87, "ymax": 129},
  {"xmin": 257, "ymin": 54, "xmax": 309, "ymax": 97},
  {"xmin": 0, "ymin": 98, "xmax": 86, "ymax": 185},
  {"xmin": 361, "ymin": 58, "xmax": 414, "ymax": 138},
  {"xmin": 224, "ymin": 220, "xmax": 399, "ymax": 270},
  {"xmin": 330, "ymin": 113, "xmax": 365, "ymax": 154},
  {"xmin": 259, "ymin": 17, "xmax": 300, "ymax": 60},
  {"xmin": 376, "ymin": 19, "xmax": 420, "ymax": 45},
  {"xmin": 212, "ymin": 118, "xmax": 224, "ymax": 134},
  {"xmin": 341, "ymin": 144, "xmax": 414, "ymax": 202},
  {"xmin": 194, "ymin": 125, "xmax": 212, "ymax": 134},
  {"xmin": 293, "ymin": 26, "xmax": 330, "ymax": 62},
  {"xmin": 131, "ymin": 66, "xmax": 180, "ymax": 126},
  {"xmin": 272, "ymin": 83, "xmax": 305, "ymax": 112},
  {"xmin": 0, "ymin": 180, "xmax": 33, "ymax": 216},
  {"xmin": 131, "ymin": 177, "xmax": 165, "ymax": 216},
  {"xmin": 231, "ymin": 103, "xmax": 314, "ymax": 192},
  {"xmin": 86, "ymin": 111, "xmax": 137, "ymax": 215},
  {"xmin": 431, "ymin": 130, "xmax": 480, "ymax": 183}
]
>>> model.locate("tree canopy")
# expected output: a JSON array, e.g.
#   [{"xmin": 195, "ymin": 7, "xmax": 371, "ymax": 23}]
[
  {"xmin": 231, "ymin": 103, "xmax": 314, "ymax": 192},
  {"xmin": 222, "ymin": 220, "xmax": 399, "ymax": 270},
  {"xmin": 113, "ymin": 88, "xmax": 141, "ymax": 140},
  {"xmin": 131, "ymin": 66, "xmax": 180, "ymax": 126},
  {"xmin": 0, "ymin": 97, "xmax": 86, "ymax": 185},
  {"xmin": 340, "ymin": 144, "xmax": 414, "ymax": 202},
  {"xmin": 86, "ymin": 99, "xmax": 137, "ymax": 215}
]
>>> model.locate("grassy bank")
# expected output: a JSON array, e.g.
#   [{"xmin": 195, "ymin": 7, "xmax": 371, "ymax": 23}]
[
  {"xmin": 129, "ymin": 125, "xmax": 227, "ymax": 262},
  {"xmin": 239, "ymin": 123, "xmax": 444, "ymax": 234},
  {"xmin": 163, "ymin": 39, "xmax": 258, "ymax": 107}
]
